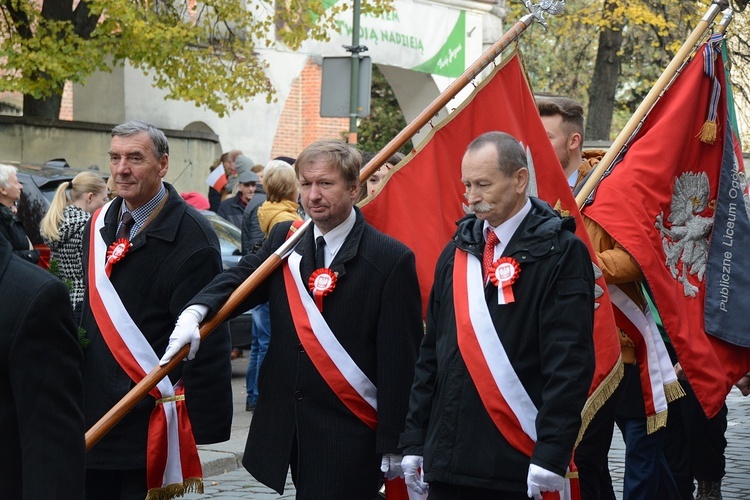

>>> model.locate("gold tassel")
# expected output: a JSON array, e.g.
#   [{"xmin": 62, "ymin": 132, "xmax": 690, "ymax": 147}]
[
  {"xmin": 664, "ymin": 380, "xmax": 686, "ymax": 403},
  {"xmin": 698, "ymin": 119, "xmax": 718, "ymax": 144},
  {"xmin": 646, "ymin": 410, "xmax": 668, "ymax": 435},
  {"xmin": 575, "ymin": 358, "xmax": 625, "ymax": 447},
  {"xmin": 184, "ymin": 477, "xmax": 204, "ymax": 494}
]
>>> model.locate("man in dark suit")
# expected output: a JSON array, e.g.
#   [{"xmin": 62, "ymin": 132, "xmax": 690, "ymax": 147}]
[
  {"xmin": 81, "ymin": 120, "xmax": 232, "ymax": 499},
  {"xmin": 162, "ymin": 140, "xmax": 424, "ymax": 499},
  {"xmin": 0, "ymin": 236, "xmax": 85, "ymax": 499}
]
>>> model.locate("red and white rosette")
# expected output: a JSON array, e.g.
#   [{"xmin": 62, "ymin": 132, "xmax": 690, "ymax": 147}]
[
  {"xmin": 308, "ymin": 268, "xmax": 337, "ymax": 311},
  {"xmin": 105, "ymin": 238, "xmax": 132, "ymax": 276},
  {"xmin": 489, "ymin": 257, "xmax": 520, "ymax": 305}
]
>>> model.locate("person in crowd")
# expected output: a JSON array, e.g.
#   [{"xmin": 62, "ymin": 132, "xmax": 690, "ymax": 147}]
[
  {"xmin": 536, "ymin": 96, "xmax": 606, "ymax": 192},
  {"xmin": 161, "ymin": 140, "xmax": 423, "ymax": 499},
  {"xmin": 181, "ymin": 191, "xmax": 211, "ymax": 211},
  {"xmin": 80, "ymin": 120, "xmax": 232, "ymax": 499},
  {"xmin": 245, "ymin": 162, "xmax": 301, "ymax": 412},
  {"xmin": 537, "ymin": 95, "xmax": 620, "ymax": 500},
  {"xmin": 40, "ymin": 170, "xmax": 108, "ymax": 311},
  {"xmin": 223, "ymin": 150, "xmax": 248, "ymax": 198},
  {"xmin": 217, "ymin": 161, "xmax": 259, "ymax": 228},
  {"xmin": 585, "ymin": 217, "xmax": 681, "ymax": 500},
  {"xmin": 0, "ymin": 163, "xmax": 40, "ymax": 263},
  {"xmin": 0, "ymin": 236, "xmax": 85, "ymax": 499},
  {"xmin": 207, "ymin": 158, "xmax": 224, "ymax": 212},
  {"xmin": 242, "ymin": 158, "xmax": 295, "ymax": 255},
  {"xmin": 399, "ymin": 131, "xmax": 595, "ymax": 499},
  {"xmin": 355, "ymin": 151, "xmax": 404, "ymax": 204}
]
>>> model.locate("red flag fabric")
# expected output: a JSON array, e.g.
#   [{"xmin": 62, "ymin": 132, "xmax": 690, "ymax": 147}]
[
  {"xmin": 583, "ymin": 42, "xmax": 750, "ymax": 418},
  {"xmin": 360, "ymin": 52, "xmax": 621, "ymax": 424}
]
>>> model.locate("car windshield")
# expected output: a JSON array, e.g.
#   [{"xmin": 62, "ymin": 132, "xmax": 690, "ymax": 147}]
[{"xmin": 203, "ymin": 212, "xmax": 242, "ymax": 255}]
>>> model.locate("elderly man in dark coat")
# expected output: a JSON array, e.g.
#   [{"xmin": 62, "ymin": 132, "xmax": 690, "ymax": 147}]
[
  {"xmin": 0, "ymin": 236, "xmax": 85, "ymax": 499},
  {"xmin": 400, "ymin": 132, "xmax": 595, "ymax": 499},
  {"xmin": 81, "ymin": 120, "xmax": 232, "ymax": 499},
  {"xmin": 162, "ymin": 140, "xmax": 423, "ymax": 499}
]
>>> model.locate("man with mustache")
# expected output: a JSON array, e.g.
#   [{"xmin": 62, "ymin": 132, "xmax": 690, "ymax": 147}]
[
  {"xmin": 399, "ymin": 131, "xmax": 595, "ymax": 499},
  {"xmin": 162, "ymin": 140, "xmax": 423, "ymax": 499}
]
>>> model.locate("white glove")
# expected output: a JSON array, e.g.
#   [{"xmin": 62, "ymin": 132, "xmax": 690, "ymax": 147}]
[
  {"xmin": 380, "ymin": 454, "xmax": 403, "ymax": 480},
  {"xmin": 159, "ymin": 305, "xmax": 209, "ymax": 365},
  {"xmin": 526, "ymin": 463, "xmax": 565, "ymax": 499},
  {"xmin": 401, "ymin": 455, "xmax": 428, "ymax": 495}
]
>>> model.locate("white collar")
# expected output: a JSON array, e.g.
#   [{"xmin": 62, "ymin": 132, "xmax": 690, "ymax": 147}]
[
  {"xmin": 483, "ymin": 198, "xmax": 531, "ymax": 255},
  {"xmin": 567, "ymin": 169, "xmax": 578, "ymax": 189},
  {"xmin": 313, "ymin": 208, "xmax": 356, "ymax": 267}
]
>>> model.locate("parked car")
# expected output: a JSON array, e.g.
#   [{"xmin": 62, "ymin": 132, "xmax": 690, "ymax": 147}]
[{"xmin": 200, "ymin": 210, "xmax": 253, "ymax": 348}]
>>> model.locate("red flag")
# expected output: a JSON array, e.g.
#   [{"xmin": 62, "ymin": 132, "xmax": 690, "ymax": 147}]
[
  {"xmin": 583, "ymin": 41, "xmax": 750, "ymax": 418},
  {"xmin": 360, "ymin": 52, "xmax": 621, "ymax": 423}
]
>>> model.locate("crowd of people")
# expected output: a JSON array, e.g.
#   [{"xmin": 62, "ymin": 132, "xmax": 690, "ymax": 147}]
[{"xmin": 1, "ymin": 110, "xmax": 748, "ymax": 500}]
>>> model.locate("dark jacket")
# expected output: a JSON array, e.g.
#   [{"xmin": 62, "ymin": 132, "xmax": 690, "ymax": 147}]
[
  {"xmin": 217, "ymin": 193, "xmax": 247, "ymax": 228},
  {"xmin": 241, "ymin": 185, "xmax": 266, "ymax": 255},
  {"xmin": 80, "ymin": 183, "xmax": 233, "ymax": 470},
  {"xmin": 191, "ymin": 207, "xmax": 423, "ymax": 497},
  {"xmin": 400, "ymin": 198, "xmax": 595, "ymax": 493},
  {"xmin": 0, "ymin": 236, "xmax": 85, "ymax": 499},
  {"xmin": 0, "ymin": 205, "xmax": 39, "ymax": 264}
]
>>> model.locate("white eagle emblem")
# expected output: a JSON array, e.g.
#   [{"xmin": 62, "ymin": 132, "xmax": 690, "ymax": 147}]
[{"xmin": 654, "ymin": 172, "xmax": 714, "ymax": 297}]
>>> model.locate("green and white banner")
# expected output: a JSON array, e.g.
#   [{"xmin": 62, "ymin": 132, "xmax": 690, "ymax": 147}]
[{"xmin": 303, "ymin": 0, "xmax": 466, "ymax": 78}]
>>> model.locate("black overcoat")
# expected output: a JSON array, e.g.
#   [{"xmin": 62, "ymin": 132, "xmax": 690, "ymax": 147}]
[
  {"xmin": 80, "ymin": 183, "xmax": 233, "ymax": 470},
  {"xmin": 191, "ymin": 207, "xmax": 423, "ymax": 498},
  {"xmin": 400, "ymin": 198, "xmax": 595, "ymax": 493},
  {"xmin": 0, "ymin": 237, "xmax": 85, "ymax": 499}
]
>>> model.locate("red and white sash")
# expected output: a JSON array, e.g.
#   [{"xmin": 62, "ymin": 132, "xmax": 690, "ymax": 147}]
[
  {"xmin": 453, "ymin": 249, "xmax": 578, "ymax": 500},
  {"xmin": 283, "ymin": 250, "xmax": 378, "ymax": 429},
  {"xmin": 87, "ymin": 201, "xmax": 202, "ymax": 499},
  {"xmin": 608, "ymin": 285, "xmax": 683, "ymax": 433}
]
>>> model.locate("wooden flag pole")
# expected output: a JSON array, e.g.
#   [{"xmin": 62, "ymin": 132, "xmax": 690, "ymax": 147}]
[
  {"xmin": 85, "ymin": 0, "xmax": 564, "ymax": 451},
  {"xmin": 575, "ymin": 2, "xmax": 724, "ymax": 209}
]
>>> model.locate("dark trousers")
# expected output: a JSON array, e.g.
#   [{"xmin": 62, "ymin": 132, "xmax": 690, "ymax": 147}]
[
  {"xmin": 663, "ymin": 379, "xmax": 728, "ymax": 499},
  {"xmin": 428, "ymin": 481, "xmax": 529, "ymax": 499},
  {"xmin": 86, "ymin": 468, "xmax": 147, "ymax": 500},
  {"xmin": 616, "ymin": 417, "xmax": 679, "ymax": 500},
  {"xmin": 576, "ymin": 382, "xmax": 622, "ymax": 500}
]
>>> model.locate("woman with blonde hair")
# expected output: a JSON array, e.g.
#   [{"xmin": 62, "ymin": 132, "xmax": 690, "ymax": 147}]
[
  {"xmin": 257, "ymin": 163, "xmax": 300, "ymax": 235},
  {"xmin": 40, "ymin": 170, "xmax": 108, "ymax": 308}
]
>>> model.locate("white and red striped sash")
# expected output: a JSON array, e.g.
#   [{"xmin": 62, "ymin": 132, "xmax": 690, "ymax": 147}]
[
  {"xmin": 283, "ymin": 250, "xmax": 378, "ymax": 430},
  {"xmin": 608, "ymin": 285, "xmax": 681, "ymax": 432},
  {"xmin": 87, "ymin": 202, "xmax": 202, "ymax": 498},
  {"xmin": 453, "ymin": 249, "xmax": 578, "ymax": 500}
]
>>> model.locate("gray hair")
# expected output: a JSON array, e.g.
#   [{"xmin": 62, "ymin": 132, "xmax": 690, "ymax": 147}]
[
  {"xmin": 0, "ymin": 163, "xmax": 18, "ymax": 189},
  {"xmin": 112, "ymin": 120, "xmax": 169, "ymax": 159},
  {"xmin": 467, "ymin": 131, "xmax": 527, "ymax": 176}
]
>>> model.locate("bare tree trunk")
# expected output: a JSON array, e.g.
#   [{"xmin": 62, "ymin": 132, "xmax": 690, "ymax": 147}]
[
  {"xmin": 586, "ymin": 1, "xmax": 624, "ymax": 141},
  {"xmin": 23, "ymin": 92, "xmax": 63, "ymax": 120}
]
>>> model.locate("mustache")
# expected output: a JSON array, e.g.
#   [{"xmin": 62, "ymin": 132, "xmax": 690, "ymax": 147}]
[{"xmin": 463, "ymin": 202, "xmax": 493, "ymax": 215}]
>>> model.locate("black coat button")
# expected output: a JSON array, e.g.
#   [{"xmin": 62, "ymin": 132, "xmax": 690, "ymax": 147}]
[
  {"xmin": 298, "ymin": 343, "xmax": 305, "ymax": 352},
  {"xmin": 294, "ymin": 390, "xmax": 304, "ymax": 401}
]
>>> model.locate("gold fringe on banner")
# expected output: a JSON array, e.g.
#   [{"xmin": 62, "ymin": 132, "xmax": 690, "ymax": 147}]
[
  {"xmin": 646, "ymin": 410, "xmax": 669, "ymax": 435},
  {"xmin": 575, "ymin": 357, "xmax": 625, "ymax": 447},
  {"xmin": 664, "ymin": 380, "xmax": 686, "ymax": 403}
]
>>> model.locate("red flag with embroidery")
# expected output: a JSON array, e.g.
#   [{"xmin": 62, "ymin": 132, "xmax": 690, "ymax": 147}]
[
  {"xmin": 583, "ymin": 39, "xmax": 750, "ymax": 418},
  {"xmin": 360, "ymin": 51, "xmax": 621, "ymax": 420}
]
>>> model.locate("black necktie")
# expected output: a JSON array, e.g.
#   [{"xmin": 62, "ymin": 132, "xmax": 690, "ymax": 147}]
[
  {"xmin": 315, "ymin": 236, "xmax": 326, "ymax": 269},
  {"xmin": 117, "ymin": 211, "xmax": 135, "ymax": 241}
]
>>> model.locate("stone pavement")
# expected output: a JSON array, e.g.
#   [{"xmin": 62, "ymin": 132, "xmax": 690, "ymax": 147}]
[{"xmin": 186, "ymin": 357, "xmax": 750, "ymax": 499}]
